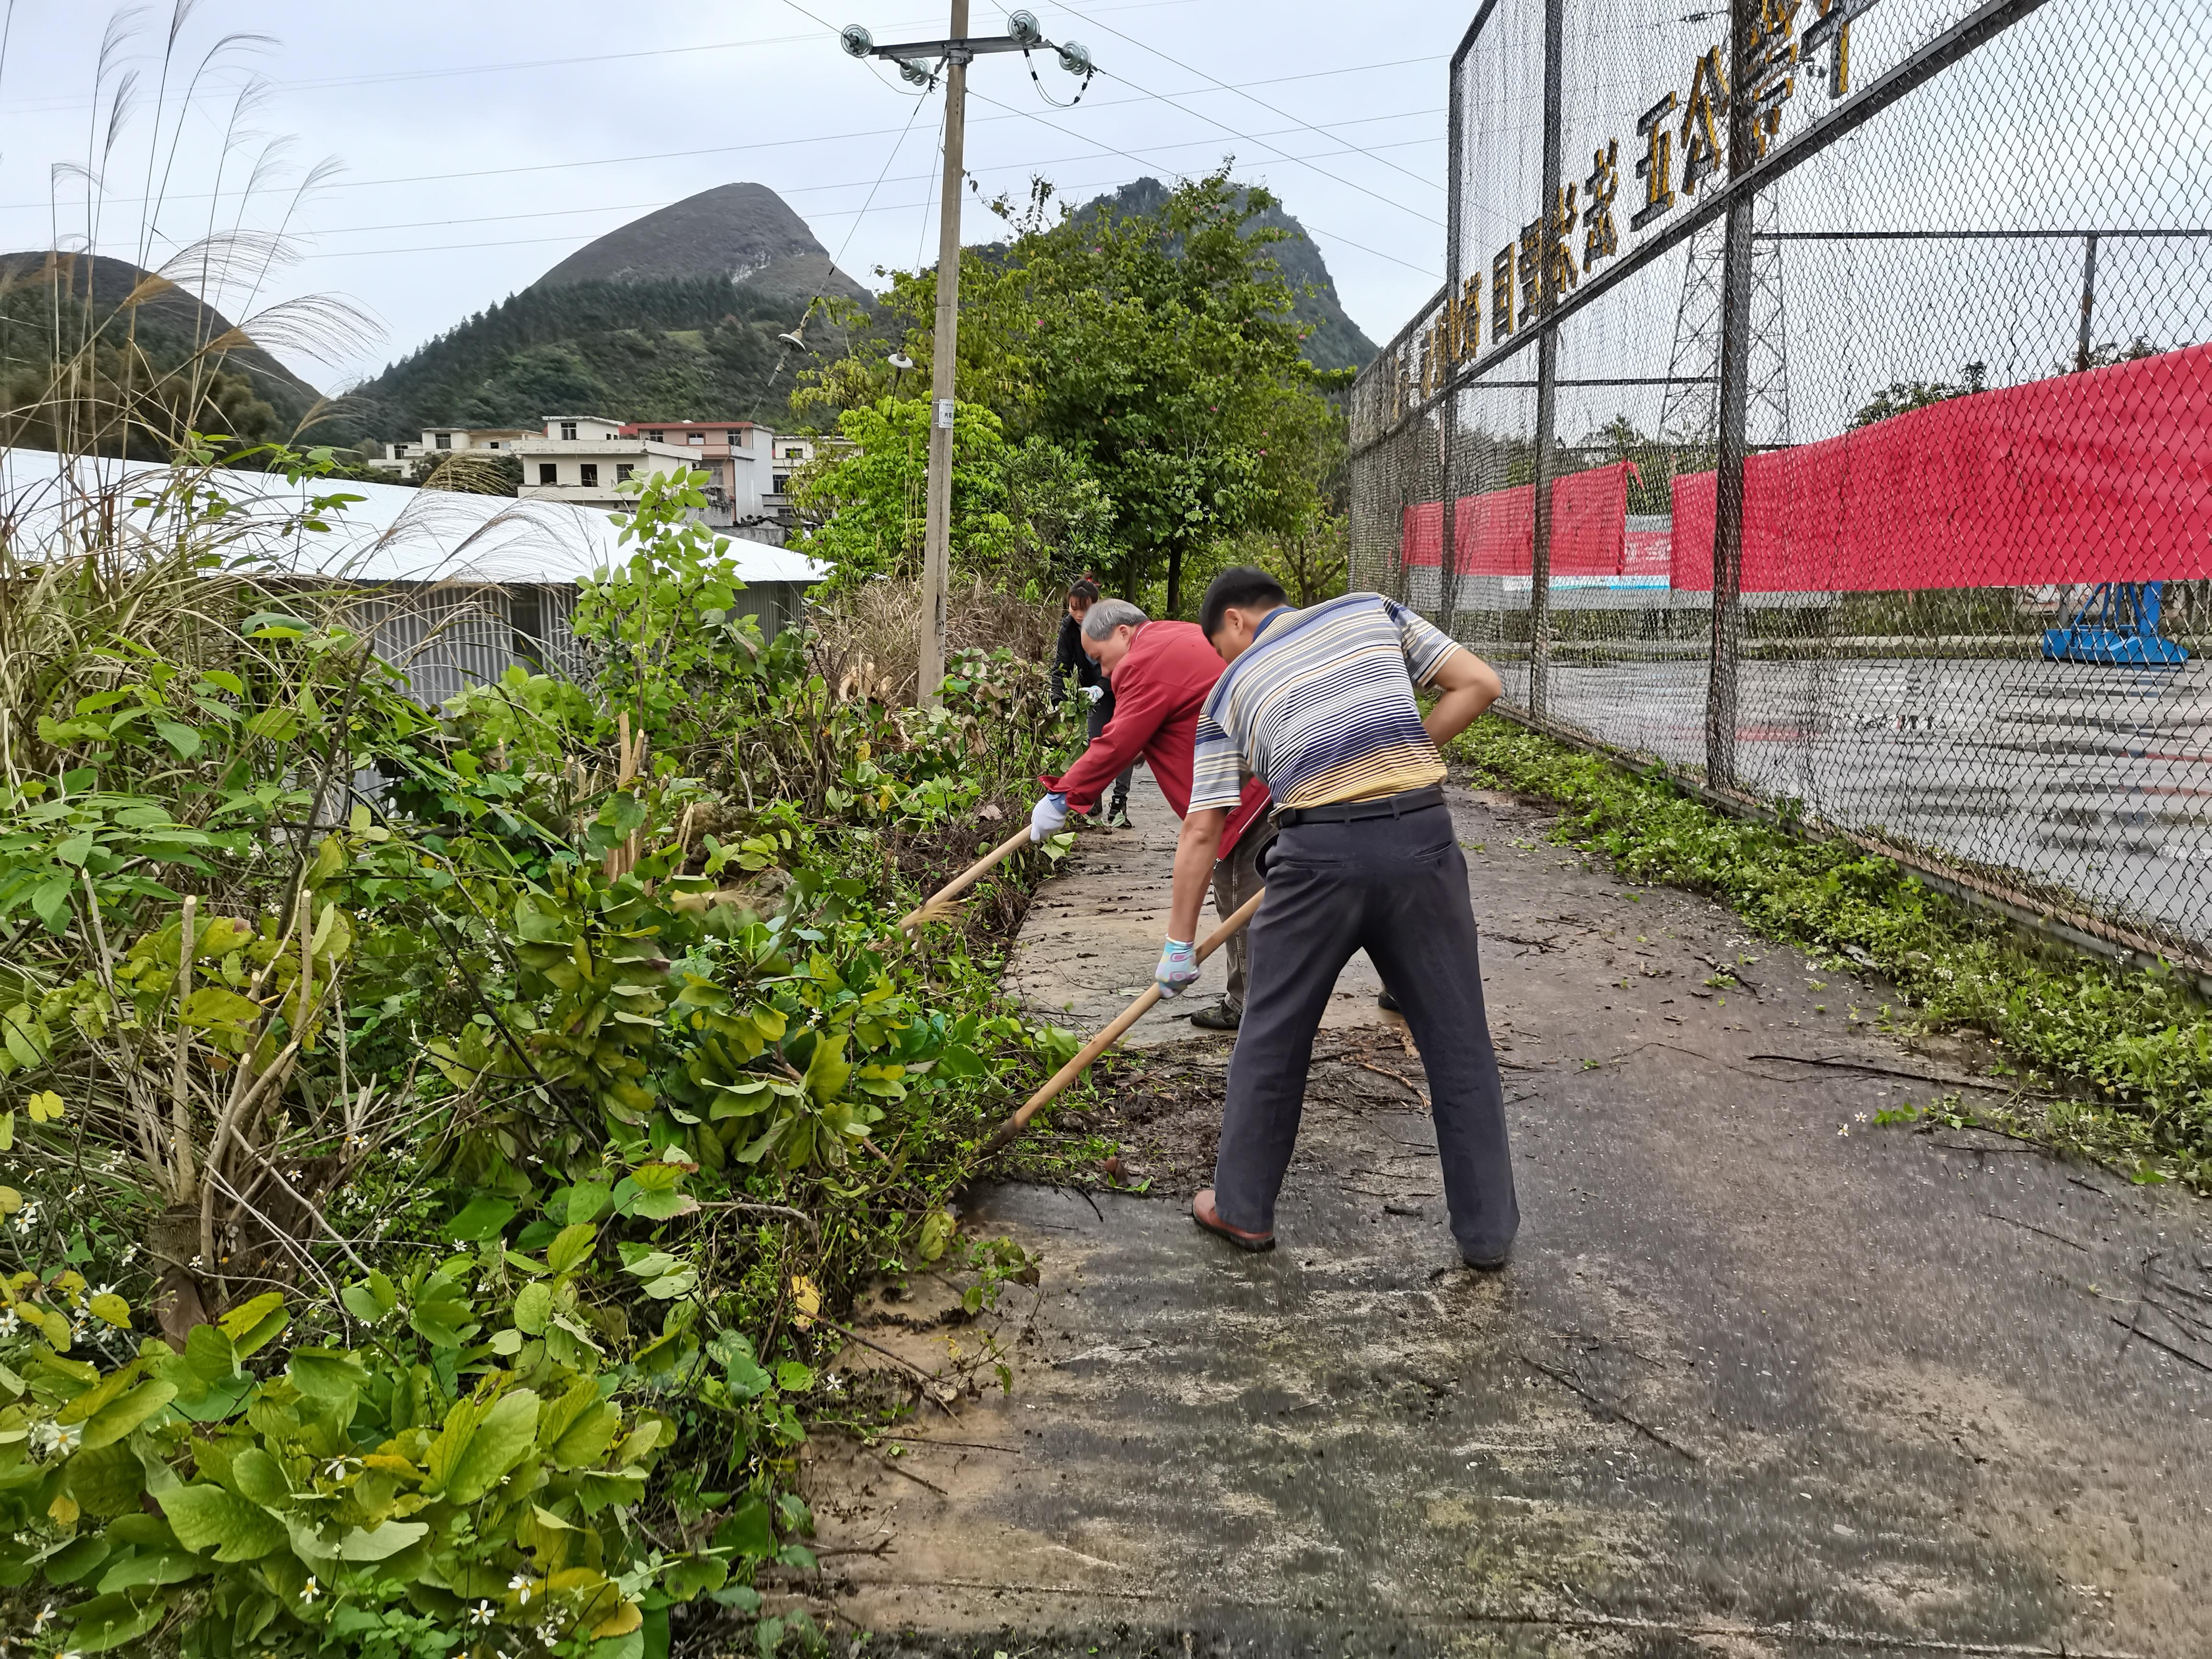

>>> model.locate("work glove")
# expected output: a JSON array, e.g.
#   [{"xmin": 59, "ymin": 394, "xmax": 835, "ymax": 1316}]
[
  {"xmin": 1082, "ymin": 684, "xmax": 1105, "ymax": 704},
  {"xmin": 1154, "ymin": 937, "xmax": 1199, "ymax": 999},
  {"xmin": 1029, "ymin": 792, "xmax": 1070, "ymax": 843}
]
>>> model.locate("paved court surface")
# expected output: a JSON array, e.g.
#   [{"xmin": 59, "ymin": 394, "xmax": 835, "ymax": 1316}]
[
  {"xmin": 805, "ymin": 773, "xmax": 2212, "ymax": 1658},
  {"xmin": 1504, "ymin": 654, "xmax": 2212, "ymax": 955}
]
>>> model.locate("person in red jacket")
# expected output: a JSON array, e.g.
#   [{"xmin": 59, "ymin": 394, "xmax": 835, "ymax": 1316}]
[{"xmin": 1029, "ymin": 598, "xmax": 1270, "ymax": 1026}]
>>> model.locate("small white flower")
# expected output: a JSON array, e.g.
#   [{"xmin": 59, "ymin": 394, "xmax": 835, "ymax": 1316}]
[
  {"xmin": 325, "ymin": 1457, "xmax": 356, "ymax": 1480},
  {"xmin": 468, "ymin": 1600, "xmax": 496, "ymax": 1627},
  {"xmin": 30, "ymin": 1602, "xmax": 55, "ymax": 1634},
  {"xmin": 300, "ymin": 1576, "xmax": 322, "ymax": 1604},
  {"xmin": 508, "ymin": 1573, "xmax": 532, "ymax": 1604}
]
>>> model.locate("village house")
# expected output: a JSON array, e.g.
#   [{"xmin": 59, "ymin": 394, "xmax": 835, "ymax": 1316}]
[{"xmin": 369, "ymin": 426, "xmax": 533, "ymax": 476}]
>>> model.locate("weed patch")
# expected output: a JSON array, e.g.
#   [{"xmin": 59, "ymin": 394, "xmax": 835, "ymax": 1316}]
[{"xmin": 1454, "ymin": 719, "xmax": 2212, "ymax": 1192}]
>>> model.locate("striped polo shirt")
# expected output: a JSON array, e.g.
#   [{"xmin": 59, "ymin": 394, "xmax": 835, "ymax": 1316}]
[{"xmin": 1190, "ymin": 592, "xmax": 1464, "ymax": 814}]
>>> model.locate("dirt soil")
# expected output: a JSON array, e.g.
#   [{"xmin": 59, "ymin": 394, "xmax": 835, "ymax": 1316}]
[{"xmin": 799, "ymin": 773, "xmax": 2212, "ymax": 1659}]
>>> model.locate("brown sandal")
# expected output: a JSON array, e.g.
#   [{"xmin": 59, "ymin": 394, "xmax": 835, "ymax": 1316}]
[{"xmin": 1192, "ymin": 1187, "xmax": 1274, "ymax": 1252}]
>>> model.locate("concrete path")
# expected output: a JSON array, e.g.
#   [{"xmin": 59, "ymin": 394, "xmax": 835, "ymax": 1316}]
[{"xmin": 807, "ymin": 774, "xmax": 2212, "ymax": 1658}]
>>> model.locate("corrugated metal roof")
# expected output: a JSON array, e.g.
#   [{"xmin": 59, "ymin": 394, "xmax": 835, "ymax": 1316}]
[{"xmin": 0, "ymin": 447, "xmax": 828, "ymax": 587}]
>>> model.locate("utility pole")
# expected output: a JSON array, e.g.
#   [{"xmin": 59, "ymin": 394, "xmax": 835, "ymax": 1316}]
[
  {"xmin": 919, "ymin": 0, "xmax": 969, "ymax": 712},
  {"xmin": 843, "ymin": 12, "xmax": 1092, "ymax": 708}
]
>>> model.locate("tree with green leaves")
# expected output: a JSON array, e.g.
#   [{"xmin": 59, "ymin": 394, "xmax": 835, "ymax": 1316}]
[{"xmin": 798, "ymin": 169, "xmax": 1344, "ymax": 615}]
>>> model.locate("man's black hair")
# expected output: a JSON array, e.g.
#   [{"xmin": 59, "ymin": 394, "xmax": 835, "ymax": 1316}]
[{"xmin": 1199, "ymin": 565, "xmax": 1289, "ymax": 638}]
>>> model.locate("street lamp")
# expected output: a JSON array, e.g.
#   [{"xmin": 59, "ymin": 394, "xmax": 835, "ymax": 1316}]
[{"xmin": 842, "ymin": 7, "xmax": 1094, "ymax": 708}]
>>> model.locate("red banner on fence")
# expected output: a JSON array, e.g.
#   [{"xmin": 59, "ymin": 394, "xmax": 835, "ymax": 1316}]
[
  {"xmin": 1671, "ymin": 343, "xmax": 2212, "ymax": 591},
  {"xmin": 1402, "ymin": 461, "xmax": 1638, "ymax": 576}
]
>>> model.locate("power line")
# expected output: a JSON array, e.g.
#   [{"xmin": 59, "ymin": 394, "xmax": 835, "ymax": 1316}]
[
  {"xmin": 957, "ymin": 81, "xmax": 1440, "ymax": 274},
  {"xmin": 1052, "ymin": 0, "xmax": 1444, "ymax": 197},
  {"xmin": 278, "ymin": 136, "xmax": 1442, "ymax": 273},
  {"xmin": 776, "ymin": 0, "xmax": 1442, "ymax": 233},
  {"xmin": 0, "ymin": 56, "xmax": 1445, "ymax": 215},
  {"xmin": 0, "ymin": 0, "xmax": 1209, "ymax": 117},
  {"xmin": 209, "ymin": 113, "xmax": 1440, "ymax": 244}
]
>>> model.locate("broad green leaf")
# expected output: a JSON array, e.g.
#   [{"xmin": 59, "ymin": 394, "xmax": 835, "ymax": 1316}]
[
  {"xmin": 443, "ymin": 1195, "xmax": 517, "ymax": 1242},
  {"xmin": 63, "ymin": 1588, "xmax": 170, "ymax": 1652},
  {"xmin": 337, "ymin": 1519, "xmax": 429, "ymax": 1562},
  {"xmin": 546, "ymin": 1222, "xmax": 598, "ymax": 1274},
  {"xmin": 217, "ymin": 1292, "xmax": 288, "ymax": 1358},
  {"xmin": 179, "ymin": 1323, "xmax": 239, "ymax": 1387},
  {"xmin": 285, "ymin": 1348, "xmax": 367, "ymax": 1404},
  {"xmin": 513, "ymin": 1281, "xmax": 553, "ymax": 1336},
  {"xmin": 441, "ymin": 1388, "xmax": 541, "ymax": 1503},
  {"xmin": 801, "ymin": 1030, "xmax": 853, "ymax": 1106},
  {"xmin": 96, "ymin": 1548, "xmax": 201, "ymax": 1592},
  {"xmin": 83, "ymin": 1379, "xmax": 178, "ymax": 1449},
  {"xmin": 87, "ymin": 1291, "xmax": 131, "ymax": 1327},
  {"xmin": 774, "ymin": 1361, "xmax": 814, "ymax": 1394},
  {"xmin": 230, "ymin": 1447, "xmax": 291, "ymax": 1508},
  {"xmin": 41, "ymin": 1531, "xmax": 110, "ymax": 1584},
  {"xmin": 711, "ymin": 1497, "xmax": 776, "ymax": 1559},
  {"xmin": 151, "ymin": 720, "xmax": 203, "ymax": 759},
  {"xmin": 565, "ymin": 1180, "xmax": 613, "ymax": 1224},
  {"xmin": 160, "ymin": 1484, "xmax": 288, "ymax": 1562},
  {"xmin": 68, "ymin": 1440, "xmax": 148, "ymax": 1518},
  {"xmin": 548, "ymin": 1400, "xmax": 622, "ymax": 1467},
  {"xmin": 918, "ymin": 1208, "xmax": 956, "ymax": 1262}
]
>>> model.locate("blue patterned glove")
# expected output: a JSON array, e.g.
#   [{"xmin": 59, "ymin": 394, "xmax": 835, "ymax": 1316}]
[{"xmin": 1154, "ymin": 937, "xmax": 1199, "ymax": 998}]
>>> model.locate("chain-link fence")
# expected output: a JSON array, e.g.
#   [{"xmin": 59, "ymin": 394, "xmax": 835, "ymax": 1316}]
[{"xmin": 1350, "ymin": 0, "xmax": 2212, "ymax": 971}]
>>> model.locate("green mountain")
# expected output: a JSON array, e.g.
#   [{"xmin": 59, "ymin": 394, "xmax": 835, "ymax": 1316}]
[
  {"xmin": 0, "ymin": 250, "xmax": 329, "ymax": 447},
  {"xmin": 337, "ymin": 184, "xmax": 871, "ymax": 445},
  {"xmin": 335, "ymin": 177, "xmax": 1377, "ymax": 447},
  {"xmin": 1075, "ymin": 179, "xmax": 1378, "ymax": 374}
]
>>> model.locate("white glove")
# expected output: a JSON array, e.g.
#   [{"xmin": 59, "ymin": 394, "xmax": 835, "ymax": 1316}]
[
  {"xmin": 1030, "ymin": 792, "xmax": 1070, "ymax": 843},
  {"xmin": 1082, "ymin": 684, "xmax": 1105, "ymax": 704}
]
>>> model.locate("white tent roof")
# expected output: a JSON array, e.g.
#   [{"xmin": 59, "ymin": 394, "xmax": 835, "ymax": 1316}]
[{"xmin": 0, "ymin": 448, "xmax": 826, "ymax": 587}]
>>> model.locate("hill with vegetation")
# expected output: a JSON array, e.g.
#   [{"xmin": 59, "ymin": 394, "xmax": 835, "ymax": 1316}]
[
  {"xmin": 1076, "ymin": 178, "xmax": 1378, "ymax": 373},
  {"xmin": 335, "ymin": 184, "xmax": 871, "ymax": 445},
  {"xmin": 0, "ymin": 250, "xmax": 329, "ymax": 450}
]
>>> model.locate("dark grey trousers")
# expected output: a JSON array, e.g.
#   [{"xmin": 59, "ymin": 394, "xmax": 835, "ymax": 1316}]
[
  {"xmin": 1086, "ymin": 699, "xmax": 1133, "ymax": 818},
  {"xmin": 1212, "ymin": 802, "xmax": 1519, "ymax": 1262},
  {"xmin": 1210, "ymin": 818, "xmax": 1274, "ymax": 1012}
]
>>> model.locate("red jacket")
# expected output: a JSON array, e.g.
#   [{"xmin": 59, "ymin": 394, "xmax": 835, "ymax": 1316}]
[{"xmin": 1045, "ymin": 620, "xmax": 1270, "ymax": 854}]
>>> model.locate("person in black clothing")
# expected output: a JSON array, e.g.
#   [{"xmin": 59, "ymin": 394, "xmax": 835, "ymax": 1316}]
[{"xmin": 1051, "ymin": 578, "xmax": 1134, "ymax": 828}]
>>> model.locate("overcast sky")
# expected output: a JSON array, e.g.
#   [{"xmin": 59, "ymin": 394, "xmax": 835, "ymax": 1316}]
[{"xmin": 0, "ymin": 0, "xmax": 1454, "ymax": 392}]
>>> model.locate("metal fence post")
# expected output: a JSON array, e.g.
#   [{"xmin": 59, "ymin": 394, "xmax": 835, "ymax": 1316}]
[
  {"xmin": 1706, "ymin": 0, "xmax": 1758, "ymax": 789},
  {"xmin": 1529, "ymin": 0, "xmax": 1566, "ymax": 717},
  {"xmin": 1440, "ymin": 55, "xmax": 1466, "ymax": 642},
  {"xmin": 2074, "ymin": 231, "xmax": 2100, "ymax": 372}
]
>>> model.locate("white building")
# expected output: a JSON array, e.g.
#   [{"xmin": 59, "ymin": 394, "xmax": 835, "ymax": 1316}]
[
  {"xmin": 513, "ymin": 417, "xmax": 782, "ymax": 540},
  {"xmin": 619, "ymin": 421, "xmax": 778, "ymax": 534},
  {"xmin": 1, "ymin": 446, "xmax": 826, "ymax": 710},
  {"xmin": 369, "ymin": 427, "xmax": 532, "ymax": 476}
]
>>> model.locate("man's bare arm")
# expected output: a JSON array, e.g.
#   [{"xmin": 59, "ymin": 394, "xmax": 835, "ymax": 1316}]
[
  {"xmin": 1423, "ymin": 648, "xmax": 1504, "ymax": 750},
  {"xmin": 1168, "ymin": 807, "xmax": 1230, "ymax": 943}
]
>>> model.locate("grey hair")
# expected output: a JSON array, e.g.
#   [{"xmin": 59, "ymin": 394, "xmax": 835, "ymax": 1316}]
[{"xmin": 1081, "ymin": 598, "xmax": 1148, "ymax": 640}]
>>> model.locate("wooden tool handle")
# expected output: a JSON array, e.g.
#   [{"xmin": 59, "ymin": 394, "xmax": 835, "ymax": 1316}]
[
  {"xmin": 898, "ymin": 822, "xmax": 1036, "ymax": 933},
  {"xmin": 979, "ymin": 887, "xmax": 1266, "ymax": 1157}
]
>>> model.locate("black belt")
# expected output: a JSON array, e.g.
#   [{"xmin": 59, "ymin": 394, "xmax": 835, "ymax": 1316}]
[{"xmin": 1274, "ymin": 785, "xmax": 1444, "ymax": 828}]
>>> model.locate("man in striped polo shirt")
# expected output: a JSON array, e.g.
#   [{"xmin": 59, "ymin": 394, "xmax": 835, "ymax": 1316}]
[{"xmin": 1157, "ymin": 566, "xmax": 1519, "ymax": 1269}]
